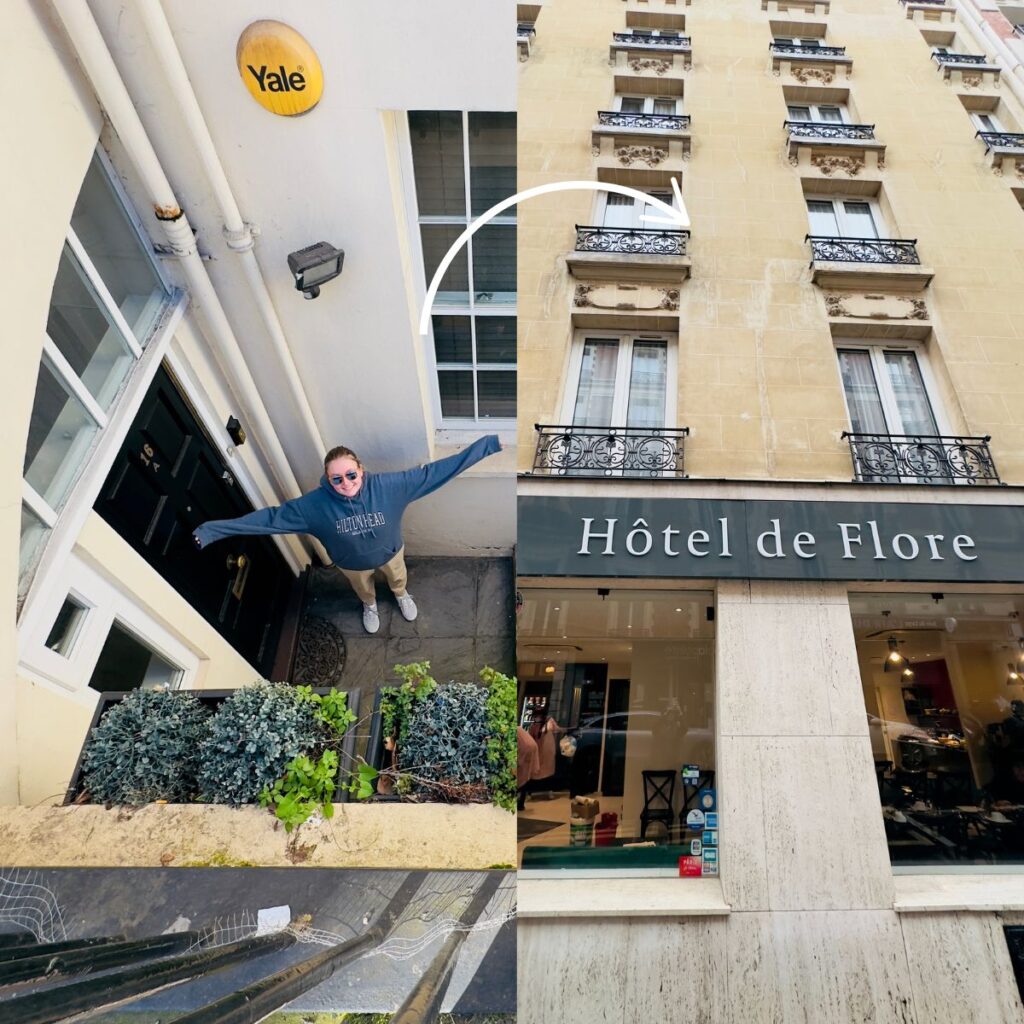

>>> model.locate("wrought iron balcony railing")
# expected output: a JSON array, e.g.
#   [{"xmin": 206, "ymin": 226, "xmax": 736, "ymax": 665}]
[
  {"xmin": 842, "ymin": 433, "xmax": 1001, "ymax": 485},
  {"xmin": 770, "ymin": 43, "xmax": 847, "ymax": 57},
  {"xmin": 612, "ymin": 31, "xmax": 691, "ymax": 49},
  {"xmin": 785, "ymin": 120, "xmax": 876, "ymax": 140},
  {"xmin": 534, "ymin": 425, "xmax": 689, "ymax": 477},
  {"xmin": 806, "ymin": 235, "xmax": 921, "ymax": 265},
  {"xmin": 598, "ymin": 111, "xmax": 691, "ymax": 131},
  {"xmin": 517, "ymin": 23, "xmax": 536, "ymax": 38},
  {"xmin": 977, "ymin": 131, "xmax": 1024, "ymax": 150},
  {"xmin": 933, "ymin": 51, "xmax": 990, "ymax": 65},
  {"xmin": 576, "ymin": 225, "xmax": 689, "ymax": 256},
  {"xmin": 900, "ymin": 0, "xmax": 948, "ymax": 5}
]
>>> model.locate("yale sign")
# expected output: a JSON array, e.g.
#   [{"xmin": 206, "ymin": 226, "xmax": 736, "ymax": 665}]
[{"xmin": 236, "ymin": 21, "xmax": 323, "ymax": 117}]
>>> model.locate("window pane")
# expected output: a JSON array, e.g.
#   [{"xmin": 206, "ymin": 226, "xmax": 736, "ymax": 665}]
[
  {"xmin": 420, "ymin": 225, "xmax": 469, "ymax": 303},
  {"xmin": 438, "ymin": 369, "xmax": 475, "ymax": 417},
  {"xmin": 45, "ymin": 596, "xmax": 89, "ymax": 658},
  {"xmin": 818, "ymin": 106, "xmax": 843, "ymax": 122},
  {"xmin": 468, "ymin": 112, "xmax": 516, "ymax": 216},
  {"xmin": 408, "ymin": 111, "xmax": 466, "ymax": 217},
  {"xmin": 478, "ymin": 370, "xmax": 516, "ymax": 417},
  {"xmin": 19, "ymin": 504, "xmax": 50, "ymax": 580},
  {"xmin": 884, "ymin": 351, "xmax": 939, "ymax": 435},
  {"xmin": 653, "ymin": 98, "xmax": 676, "ymax": 114},
  {"xmin": 620, "ymin": 97, "xmax": 645, "ymax": 113},
  {"xmin": 603, "ymin": 193, "xmax": 636, "ymax": 228},
  {"xmin": 472, "ymin": 225, "xmax": 516, "ymax": 303},
  {"xmin": 837, "ymin": 349, "xmax": 887, "ymax": 434},
  {"xmin": 573, "ymin": 340, "xmax": 619, "ymax": 426},
  {"xmin": 788, "ymin": 105, "xmax": 811, "ymax": 120},
  {"xmin": 88, "ymin": 621, "xmax": 180, "ymax": 692},
  {"xmin": 851, "ymin": 592, "xmax": 1024, "ymax": 869},
  {"xmin": 517, "ymin": 588, "xmax": 716, "ymax": 872},
  {"xmin": 432, "ymin": 315, "xmax": 472, "ymax": 363},
  {"xmin": 70, "ymin": 154, "xmax": 166, "ymax": 343},
  {"xmin": 24, "ymin": 359, "xmax": 99, "ymax": 509},
  {"xmin": 626, "ymin": 341, "xmax": 668, "ymax": 428},
  {"xmin": 476, "ymin": 317, "xmax": 517, "ymax": 363},
  {"xmin": 843, "ymin": 202, "xmax": 877, "ymax": 238},
  {"xmin": 806, "ymin": 199, "xmax": 839, "ymax": 236},
  {"xmin": 47, "ymin": 245, "xmax": 136, "ymax": 410}
]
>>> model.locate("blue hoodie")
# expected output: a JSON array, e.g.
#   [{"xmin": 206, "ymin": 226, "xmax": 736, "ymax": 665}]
[{"xmin": 193, "ymin": 434, "xmax": 501, "ymax": 570}]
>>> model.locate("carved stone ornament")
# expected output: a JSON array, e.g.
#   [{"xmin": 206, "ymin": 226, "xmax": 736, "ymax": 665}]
[
  {"xmin": 574, "ymin": 284, "xmax": 595, "ymax": 307},
  {"xmin": 824, "ymin": 293, "xmax": 930, "ymax": 322},
  {"xmin": 824, "ymin": 294, "xmax": 848, "ymax": 318},
  {"xmin": 616, "ymin": 145, "xmax": 668, "ymax": 166},
  {"xmin": 792, "ymin": 67, "xmax": 835, "ymax": 85},
  {"xmin": 1014, "ymin": 161, "xmax": 1024, "ymax": 180},
  {"xmin": 628, "ymin": 57, "xmax": 672, "ymax": 75},
  {"xmin": 961, "ymin": 72, "xmax": 983, "ymax": 89},
  {"xmin": 293, "ymin": 615, "xmax": 347, "ymax": 687},
  {"xmin": 811, "ymin": 153, "xmax": 865, "ymax": 176},
  {"xmin": 659, "ymin": 288, "xmax": 681, "ymax": 311},
  {"xmin": 592, "ymin": 143, "xmax": 601, "ymax": 157},
  {"xmin": 909, "ymin": 299, "xmax": 929, "ymax": 321}
]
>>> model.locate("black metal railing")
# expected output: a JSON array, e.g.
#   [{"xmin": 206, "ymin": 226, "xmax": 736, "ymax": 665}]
[
  {"xmin": 900, "ymin": 0, "xmax": 948, "ymax": 5},
  {"xmin": 806, "ymin": 235, "xmax": 921, "ymax": 265},
  {"xmin": 517, "ymin": 23, "xmax": 536, "ymax": 38},
  {"xmin": 770, "ymin": 42, "xmax": 847, "ymax": 57},
  {"xmin": 598, "ymin": 111, "xmax": 691, "ymax": 131},
  {"xmin": 785, "ymin": 120, "xmax": 876, "ymax": 140},
  {"xmin": 933, "ymin": 51, "xmax": 990, "ymax": 65},
  {"xmin": 842, "ymin": 433, "xmax": 1001, "ymax": 484},
  {"xmin": 612, "ymin": 31, "xmax": 691, "ymax": 49},
  {"xmin": 576, "ymin": 225, "xmax": 689, "ymax": 255},
  {"xmin": 534, "ymin": 425, "xmax": 689, "ymax": 477},
  {"xmin": 977, "ymin": 131, "xmax": 1024, "ymax": 150}
]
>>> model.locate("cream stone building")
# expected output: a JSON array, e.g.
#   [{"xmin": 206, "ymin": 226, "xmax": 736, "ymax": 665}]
[
  {"xmin": 517, "ymin": 0, "xmax": 1024, "ymax": 1019},
  {"xmin": 2, "ymin": 0, "xmax": 517, "ymax": 816}
]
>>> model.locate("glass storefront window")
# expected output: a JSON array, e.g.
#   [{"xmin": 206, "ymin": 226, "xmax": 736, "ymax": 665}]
[
  {"xmin": 517, "ymin": 587, "xmax": 716, "ymax": 873},
  {"xmin": 852, "ymin": 592, "xmax": 1024, "ymax": 868}
]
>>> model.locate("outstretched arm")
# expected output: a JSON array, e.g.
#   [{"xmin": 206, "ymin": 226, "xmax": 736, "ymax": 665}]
[
  {"xmin": 388, "ymin": 435, "xmax": 501, "ymax": 504},
  {"xmin": 193, "ymin": 495, "xmax": 313, "ymax": 549}
]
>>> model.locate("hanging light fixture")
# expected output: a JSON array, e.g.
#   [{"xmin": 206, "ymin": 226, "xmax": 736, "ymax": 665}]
[
  {"xmin": 1008, "ymin": 662, "xmax": 1022, "ymax": 686},
  {"xmin": 883, "ymin": 637, "xmax": 907, "ymax": 673},
  {"xmin": 902, "ymin": 664, "xmax": 915, "ymax": 681}
]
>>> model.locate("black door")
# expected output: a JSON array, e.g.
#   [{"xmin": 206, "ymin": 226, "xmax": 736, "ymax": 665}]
[{"xmin": 95, "ymin": 365, "xmax": 295, "ymax": 677}]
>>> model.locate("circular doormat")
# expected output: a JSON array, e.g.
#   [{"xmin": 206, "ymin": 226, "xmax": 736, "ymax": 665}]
[{"xmin": 293, "ymin": 615, "xmax": 347, "ymax": 686}]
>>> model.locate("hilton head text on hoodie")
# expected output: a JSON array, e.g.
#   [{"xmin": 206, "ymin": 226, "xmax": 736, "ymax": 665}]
[{"xmin": 193, "ymin": 434, "xmax": 501, "ymax": 570}]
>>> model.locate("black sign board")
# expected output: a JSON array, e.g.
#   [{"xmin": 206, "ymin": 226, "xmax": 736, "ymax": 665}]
[{"xmin": 518, "ymin": 496, "xmax": 1024, "ymax": 583}]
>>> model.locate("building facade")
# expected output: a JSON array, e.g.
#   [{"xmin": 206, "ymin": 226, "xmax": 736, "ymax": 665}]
[
  {"xmin": 517, "ymin": 0, "xmax": 1024, "ymax": 1018},
  {"xmin": 3, "ymin": 0, "xmax": 517, "ymax": 808}
]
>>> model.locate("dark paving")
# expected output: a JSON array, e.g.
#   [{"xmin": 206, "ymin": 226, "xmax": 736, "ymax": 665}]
[
  {"xmin": 0, "ymin": 867, "xmax": 515, "ymax": 1017},
  {"xmin": 304, "ymin": 557, "xmax": 515, "ymax": 704}
]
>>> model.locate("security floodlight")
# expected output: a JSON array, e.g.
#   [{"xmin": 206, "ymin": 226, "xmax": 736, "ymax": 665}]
[{"xmin": 287, "ymin": 241, "xmax": 344, "ymax": 299}]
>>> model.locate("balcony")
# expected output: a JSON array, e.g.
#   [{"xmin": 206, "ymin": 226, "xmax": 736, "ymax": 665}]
[
  {"xmin": 770, "ymin": 42, "xmax": 853, "ymax": 82},
  {"xmin": 842, "ymin": 432, "xmax": 1002, "ymax": 485},
  {"xmin": 933, "ymin": 51, "xmax": 1000, "ymax": 88},
  {"xmin": 567, "ymin": 225, "xmax": 691, "ymax": 282},
  {"xmin": 900, "ymin": 0, "xmax": 954, "ymax": 23},
  {"xmin": 806, "ymin": 236, "xmax": 934, "ymax": 290},
  {"xmin": 762, "ymin": 0, "xmax": 831, "ymax": 15},
  {"xmin": 609, "ymin": 31, "xmax": 692, "ymax": 74},
  {"xmin": 784, "ymin": 121, "xmax": 886, "ymax": 175},
  {"xmin": 977, "ymin": 131, "xmax": 1024, "ymax": 172},
  {"xmin": 517, "ymin": 22, "xmax": 536, "ymax": 60},
  {"xmin": 592, "ymin": 111, "xmax": 693, "ymax": 169},
  {"xmin": 534, "ymin": 424, "xmax": 689, "ymax": 478}
]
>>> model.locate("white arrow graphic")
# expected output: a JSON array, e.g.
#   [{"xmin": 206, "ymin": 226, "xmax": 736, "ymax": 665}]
[{"xmin": 417, "ymin": 177, "xmax": 688, "ymax": 335}]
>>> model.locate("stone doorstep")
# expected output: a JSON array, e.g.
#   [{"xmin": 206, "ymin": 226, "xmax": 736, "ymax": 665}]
[{"xmin": 0, "ymin": 803, "xmax": 516, "ymax": 870}]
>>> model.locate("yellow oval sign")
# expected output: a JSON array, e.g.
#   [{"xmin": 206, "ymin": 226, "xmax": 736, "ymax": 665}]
[{"xmin": 236, "ymin": 20, "xmax": 323, "ymax": 117}]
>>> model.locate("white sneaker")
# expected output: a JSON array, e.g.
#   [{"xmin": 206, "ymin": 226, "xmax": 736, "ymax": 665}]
[
  {"xmin": 396, "ymin": 594, "xmax": 418, "ymax": 621},
  {"xmin": 362, "ymin": 603, "xmax": 380, "ymax": 634}
]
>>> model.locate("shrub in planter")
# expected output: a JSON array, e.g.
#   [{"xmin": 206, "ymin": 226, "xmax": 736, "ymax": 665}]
[
  {"xmin": 197, "ymin": 682, "xmax": 321, "ymax": 806},
  {"xmin": 81, "ymin": 689, "xmax": 211, "ymax": 805}
]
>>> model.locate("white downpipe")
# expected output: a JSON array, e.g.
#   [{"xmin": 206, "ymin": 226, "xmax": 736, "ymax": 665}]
[
  {"xmin": 51, "ymin": 0, "xmax": 323, "ymax": 563},
  {"xmin": 135, "ymin": 0, "xmax": 328, "ymax": 462},
  {"xmin": 951, "ymin": 0, "xmax": 1024, "ymax": 105}
]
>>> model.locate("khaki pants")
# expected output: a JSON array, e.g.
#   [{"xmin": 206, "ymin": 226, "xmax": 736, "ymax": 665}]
[{"xmin": 338, "ymin": 547, "xmax": 408, "ymax": 606}]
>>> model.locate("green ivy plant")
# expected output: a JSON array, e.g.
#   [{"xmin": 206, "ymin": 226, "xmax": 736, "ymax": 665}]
[{"xmin": 482, "ymin": 667, "xmax": 517, "ymax": 813}]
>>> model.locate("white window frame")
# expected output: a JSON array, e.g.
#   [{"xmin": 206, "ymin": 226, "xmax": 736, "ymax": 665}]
[
  {"xmin": 787, "ymin": 102, "xmax": 848, "ymax": 123},
  {"xmin": 625, "ymin": 28, "xmax": 685, "ymax": 41},
  {"xmin": 560, "ymin": 329, "xmax": 679, "ymax": 429},
  {"xmin": 400, "ymin": 111, "xmax": 517, "ymax": 434},
  {"xmin": 972, "ymin": 110, "xmax": 1006, "ymax": 133},
  {"xmin": 615, "ymin": 94, "xmax": 683, "ymax": 115},
  {"xmin": 595, "ymin": 188, "xmax": 677, "ymax": 229},
  {"xmin": 774, "ymin": 36, "xmax": 822, "ymax": 47},
  {"xmin": 19, "ymin": 554, "xmax": 200, "ymax": 701},
  {"xmin": 805, "ymin": 194, "xmax": 886, "ymax": 238},
  {"xmin": 834, "ymin": 338, "xmax": 952, "ymax": 439}
]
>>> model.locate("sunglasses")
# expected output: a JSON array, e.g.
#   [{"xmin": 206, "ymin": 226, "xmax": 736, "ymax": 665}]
[{"xmin": 330, "ymin": 471, "xmax": 360, "ymax": 485}]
